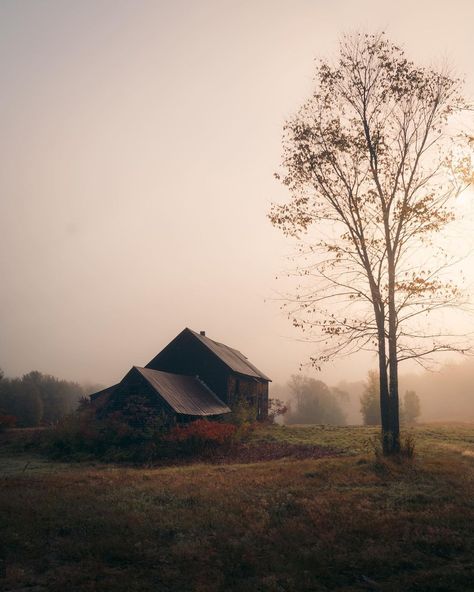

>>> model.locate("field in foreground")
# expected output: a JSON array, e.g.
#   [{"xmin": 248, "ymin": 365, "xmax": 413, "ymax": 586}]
[{"xmin": 1, "ymin": 424, "xmax": 473, "ymax": 592}]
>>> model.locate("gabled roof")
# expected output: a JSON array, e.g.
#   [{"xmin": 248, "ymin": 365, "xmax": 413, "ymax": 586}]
[
  {"xmin": 90, "ymin": 383, "xmax": 119, "ymax": 402},
  {"xmin": 90, "ymin": 327, "xmax": 270, "ymax": 410},
  {"xmin": 185, "ymin": 328, "xmax": 271, "ymax": 381},
  {"xmin": 134, "ymin": 367, "xmax": 231, "ymax": 416}
]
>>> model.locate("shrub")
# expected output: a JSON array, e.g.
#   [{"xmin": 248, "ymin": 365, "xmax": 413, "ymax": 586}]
[
  {"xmin": 227, "ymin": 396, "xmax": 258, "ymax": 426},
  {"xmin": 365, "ymin": 431, "xmax": 416, "ymax": 464},
  {"xmin": 46, "ymin": 409, "xmax": 238, "ymax": 462},
  {"xmin": 267, "ymin": 398, "xmax": 288, "ymax": 424},
  {"xmin": 400, "ymin": 433, "xmax": 416, "ymax": 458},
  {"xmin": 0, "ymin": 413, "xmax": 16, "ymax": 432},
  {"xmin": 164, "ymin": 419, "xmax": 237, "ymax": 455},
  {"xmin": 47, "ymin": 407, "xmax": 165, "ymax": 461}
]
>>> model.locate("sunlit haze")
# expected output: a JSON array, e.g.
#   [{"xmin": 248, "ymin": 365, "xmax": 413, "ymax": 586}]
[{"xmin": 1, "ymin": 0, "xmax": 474, "ymax": 395}]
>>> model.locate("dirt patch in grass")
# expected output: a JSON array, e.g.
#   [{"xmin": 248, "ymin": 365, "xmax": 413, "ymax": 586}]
[{"xmin": 201, "ymin": 441, "xmax": 338, "ymax": 464}]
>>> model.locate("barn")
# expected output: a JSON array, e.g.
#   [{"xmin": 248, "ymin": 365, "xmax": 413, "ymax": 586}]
[{"xmin": 90, "ymin": 328, "xmax": 271, "ymax": 424}]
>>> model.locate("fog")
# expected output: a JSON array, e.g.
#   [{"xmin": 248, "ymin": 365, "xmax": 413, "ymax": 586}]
[
  {"xmin": 272, "ymin": 355, "xmax": 474, "ymax": 425},
  {"xmin": 400, "ymin": 360, "xmax": 474, "ymax": 423},
  {"xmin": 1, "ymin": 0, "xmax": 474, "ymax": 418}
]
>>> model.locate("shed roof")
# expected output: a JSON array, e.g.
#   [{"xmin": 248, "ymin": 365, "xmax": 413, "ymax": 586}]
[
  {"xmin": 134, "ymin": 366, "xmax": 231, "ymax": 416},
  {"xmin": 90, "ymin": 383, "xmax": 119, "ymax": 402},
  {"xmin": 186, "ymin": 328, "xmax": 271, "ymax": 381}
]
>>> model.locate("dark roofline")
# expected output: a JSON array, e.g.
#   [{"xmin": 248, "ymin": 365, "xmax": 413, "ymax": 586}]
[
  {"xmin": 184, "ymin": 328, "xmax": 271, "ymax": 382},
  {"xmin": 89, "ymin": 383, "xmax": 119, "ymax": 402},
  {"xmin": 93, "ymin": 328, "xmax": 271, "ymax": 406},
  {"xmin": 133, "ymin": 366, "xmax": 231, "ymax": 416}
]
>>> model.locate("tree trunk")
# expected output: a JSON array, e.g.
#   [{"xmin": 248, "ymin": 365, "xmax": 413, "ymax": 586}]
[
  {"xmin": 387, "ymin": 259, "xmax": 400, "ymax": 454},
  {"xmin": 371, "ymin": 287, "xmax": 391, "ymax": 454},
  {"xmin": 375, "ymin": 312, "xmax": 391, "ymax": 455}
]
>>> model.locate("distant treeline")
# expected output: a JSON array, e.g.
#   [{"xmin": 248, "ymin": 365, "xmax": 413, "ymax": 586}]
[
  {"xmin": 273, "ymin": 372, "xmax": 422, "ymax": 426},
  {"xmin": 272, "ymin": 375, "xmax": 349, "ymax": 425},
  {"xmin": 0, "ymin": 370, "xmax": 101, "ymax": 427}
]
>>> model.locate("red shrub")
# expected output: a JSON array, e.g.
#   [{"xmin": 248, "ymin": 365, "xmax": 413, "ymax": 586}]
[
  {"xmin": 0, "ymin": 414, "xmax": 17, "ymax": 431},
  {"xmin": 165, "ymin": 419, "xmax": 237, "ymax": 453}
]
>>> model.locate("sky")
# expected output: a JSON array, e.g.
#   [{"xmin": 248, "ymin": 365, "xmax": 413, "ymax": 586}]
[{"xmin": 1, "ymin": 0, "xmax": 474, "ymax": 388}]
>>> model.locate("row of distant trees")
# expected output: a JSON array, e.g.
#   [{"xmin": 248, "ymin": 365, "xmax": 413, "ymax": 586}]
[
  {"xmin": 0, "ymin": 365, "xmax": 421, "ymax": 429},
  {"xmin": 281, "ymin": 372, "xmax": 420, "ymax": 426},
  {"xmin": 0, "ymin": 369, "xmax": 95, "ymax": 428}
]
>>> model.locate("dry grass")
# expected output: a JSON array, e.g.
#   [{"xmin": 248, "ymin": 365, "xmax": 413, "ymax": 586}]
[{"xmin": 1, "ymin": 424, "xmax": 473, "ymax": 591}]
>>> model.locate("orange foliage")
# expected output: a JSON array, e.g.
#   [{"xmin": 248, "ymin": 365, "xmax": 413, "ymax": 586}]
[{"xmin": 165, "ymin": 419, "xmax": 237, "ymax": 449}]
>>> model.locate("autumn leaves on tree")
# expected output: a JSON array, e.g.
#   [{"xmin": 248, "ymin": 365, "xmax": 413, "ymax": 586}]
[{"xmin": 270, "ymin": 33, "xmax": 473, "ymax": 454}]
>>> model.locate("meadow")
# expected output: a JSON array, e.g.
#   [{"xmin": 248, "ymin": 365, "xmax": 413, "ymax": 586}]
[{"xmin": 1, "ymin": 423, "xmax": 473, "ymax": 591}]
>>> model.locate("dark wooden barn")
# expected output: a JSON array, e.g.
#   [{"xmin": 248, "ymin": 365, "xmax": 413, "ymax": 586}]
[{"xmin": 90, "ymin": 328, "xmax": 271, "ymax": 423}]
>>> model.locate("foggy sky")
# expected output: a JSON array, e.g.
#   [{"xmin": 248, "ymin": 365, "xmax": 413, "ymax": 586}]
[{"xmin": 1, "ymin": 0, "xmax": 474, "ymax": 388}]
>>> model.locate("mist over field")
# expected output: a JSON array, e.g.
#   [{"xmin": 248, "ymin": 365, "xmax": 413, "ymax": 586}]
[
  {"xmin": 1, "ymin": 0, "xmax": 474, "ymax": 395},
  {"xmin": 400, "ymin": 360, "xmax": 474, "ymax": 423},
  {"xmin": 272, "ymin": 358, "xmax": 474, "ymax": 426}
]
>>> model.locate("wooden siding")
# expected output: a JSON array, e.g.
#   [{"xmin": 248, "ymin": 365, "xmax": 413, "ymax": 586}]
[
  {"xmin": 146, "ymin": 330, "xmax": 232, "ymax": 404},
  {"xmin": 146, "ymin": 329, "xmax": 270, "ymax": 419},
  {"xmin": 227, "ymin": 375, "xmax": 269, "ymax": 420}
]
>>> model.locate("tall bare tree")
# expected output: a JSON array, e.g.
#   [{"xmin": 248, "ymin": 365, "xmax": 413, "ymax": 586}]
[{"xmin": 270, "ymin": 33, "xmax": 473, "ymax": 454}]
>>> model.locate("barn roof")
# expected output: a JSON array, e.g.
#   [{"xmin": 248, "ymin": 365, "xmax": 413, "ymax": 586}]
[
  {"xmin": 90, "ymin": 383, "xmax": 119, "ymax": 402},
  {"xmin": 134, "ymin": 366, "xmax": 231, "ymax": 416},
  {"xmin": 186, "ymin": 328, "xmax": 271, "ymax": 381}
]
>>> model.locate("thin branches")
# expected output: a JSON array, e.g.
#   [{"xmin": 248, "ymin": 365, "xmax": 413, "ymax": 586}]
[{"xmin": 269, "ymin": 32, "xmax": 473, "ymax": 454}]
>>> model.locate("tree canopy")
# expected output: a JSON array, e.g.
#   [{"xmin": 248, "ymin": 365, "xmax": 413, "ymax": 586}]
[
  {"xmin": 0, "ymin": 370, "xmax": 88, "ymax": 427},
  {"xmin": 285, "ymin": 375, "xmax": 347, "ymax": 425}
]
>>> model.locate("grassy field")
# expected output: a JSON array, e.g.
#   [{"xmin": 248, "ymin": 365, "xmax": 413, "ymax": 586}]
[{"xmin": 1, "ymin": 424, "xmax": 473, "ymax": 591}]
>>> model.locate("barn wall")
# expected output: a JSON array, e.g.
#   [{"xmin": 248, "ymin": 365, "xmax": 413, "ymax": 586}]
[
  {"xmin": 227, "ymin": 375, "xmax": 269, "ymax": 420},
  {"xmin": 261, "ymin": 381, "xmax": 269, "ymax": 419},
  {"xmin": 145, "ymin": 329, "xmax": 270, "ymax": 418},
  {"xmin": 146, "ymin": 331, "xmax": 230, "ymax": 403}
]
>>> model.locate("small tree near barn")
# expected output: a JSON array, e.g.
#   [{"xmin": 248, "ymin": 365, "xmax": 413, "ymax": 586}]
[{"xmin": 270, "ymin": 32, "xmax": 473, "ymax": 454}]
